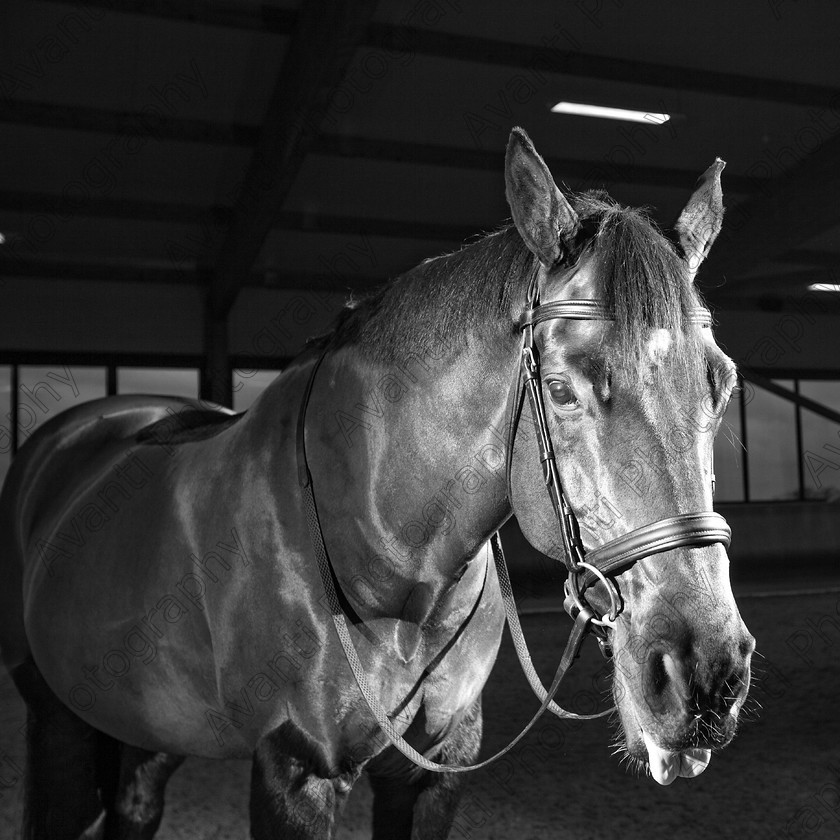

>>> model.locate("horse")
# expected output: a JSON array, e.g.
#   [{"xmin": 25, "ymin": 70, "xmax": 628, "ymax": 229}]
[{"xmin": 0, "ymin": 127, "xmax": 754, "ymax": 839}]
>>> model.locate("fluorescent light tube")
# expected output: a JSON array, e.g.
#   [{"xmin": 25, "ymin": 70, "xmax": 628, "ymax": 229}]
[{"xmin": 551, "ymin": 101, "xmax": 670, "ymax": 124}]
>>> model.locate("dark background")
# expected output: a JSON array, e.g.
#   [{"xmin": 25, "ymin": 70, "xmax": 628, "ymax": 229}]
[
  {"xmin": 3, "ymin": 1, "xmax": 840, "ymax": 373},
  {"xmin": 2, "ymin": 2, "xmax": 840, "ymax": 837}
]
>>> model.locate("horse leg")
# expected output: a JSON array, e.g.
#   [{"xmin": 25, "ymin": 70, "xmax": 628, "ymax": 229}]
[
  {"xmin": 367, "ymin": 697, "xmax": 483, "ymax": 840},
  {"xmin": 368, "ymin": 774, "xmax": 423, "ymax": 840},
  {"xmin": 409, "ymin": 697, "xmax": 484, "ymax": 840},
  {"xmin": 11, "ymin": 657, "xmax": 106, "ymax": 840},
  {"xmin": 101, "ymin": 745, "xmax": 184, "ymax": 840},
  {"xmin": 249, "ymin": 722, "xmax": 353, "ymax": 840}
]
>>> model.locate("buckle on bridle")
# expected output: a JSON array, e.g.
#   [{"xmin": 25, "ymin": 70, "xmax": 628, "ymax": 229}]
[
  {"xmin": 562, "ymin": 572, "xmax": 618, "ymax": 660},
  {"xmin": 576, "ymin": 561, "xmax": 621, "ymax": 626},
  {"xmin": 564, "ymin": 561, "xmax": 620, "ymax": 628},
  {"xmin": 521, "ymin": 345, "xmax": 538, "ymax": 379}
]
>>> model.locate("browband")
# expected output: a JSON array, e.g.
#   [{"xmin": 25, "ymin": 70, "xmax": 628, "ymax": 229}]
[{"xmin": 519, "ymin": 300, "xmax": 712, "ymax": 329}]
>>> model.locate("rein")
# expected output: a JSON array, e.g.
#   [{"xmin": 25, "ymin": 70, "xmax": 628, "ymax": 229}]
[{"xmin": 295, "ymin": 283, "xmax": 731, "ymax": 774}]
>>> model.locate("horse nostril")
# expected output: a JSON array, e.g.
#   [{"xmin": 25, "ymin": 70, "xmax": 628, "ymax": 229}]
[
  {"xmin": 643, "ymin": 649, "xmax": 689, "ymax": 715},
  {"xmin": 650, "ymin": 651, "xmax": 668, "ymax": 696},
  {"xmin": 711, "ymin": 636, "xmax": 753, "ymax": 716},
  {"xmin": 643, "ymin": 641, "xmax": 750, "ymax": 727},
  {"xmin": 739, "ymin": 632, "xmax": 756, "ymax": 659},
  {"xmin": 722, "ymin": 662, "xmax": 751, "ymax": 713}
]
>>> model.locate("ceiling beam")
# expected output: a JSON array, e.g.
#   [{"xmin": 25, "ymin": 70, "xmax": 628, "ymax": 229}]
[
  {"xmin": 0, "ymin": 258, "xmax": 205, "ymax": 284},
  {"xmin": 51, "ymin": 0, "xmax": 840, "ymax": 108},
  {"xmin": 49, "ymin": 0, "xmax": 297, "ymax": 32},
  {"xmin": 365, "ymin": 24, "xmax": 840, "ymax": 110},
  {"xmin": 0, "ymin": 90, "xmax": 771, "ymax": 197},
  {"xmin": 0, "ymin": 100, "xmax": 762, "ymax": 192},
  {"xmin": 0, "ymin": 258, "xmax": 380, "ymax": 292},
  {"xmin": 776, "ymin": 248, "xmax": 840, "ymax": 270},
  {"xmin": 0, "ymin": 190, "xmax": 482, "ymax": 242},
  {"xmin": 310, "ymin": 135, "xmax": 762, "ymax": 194},
  {"xmin": 0, "ymin": 189, "xmax": 230, "ymax": 224},
  {"xmin": 274, "ymin": 211, "xmax": 475, "ymax": 243},
  {"xmin": 260, "ymin": 270, "xmax": 381, "ymax": 293},
  {"xmin": 705, "ymin": 133, "xmax": 840, "ymax": 283},
  {"xmin": 209, "ymin": 0, "xmax": 378, "ymax": 318},
  {"xmin": 0, "ymin": 99, "xmax": 257, "ymax": 146}
]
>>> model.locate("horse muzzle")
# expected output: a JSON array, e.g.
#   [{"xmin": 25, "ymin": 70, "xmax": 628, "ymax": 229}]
[{"xmin": 611, "ymin": 579, "xmax": 755, "ymax": 785}]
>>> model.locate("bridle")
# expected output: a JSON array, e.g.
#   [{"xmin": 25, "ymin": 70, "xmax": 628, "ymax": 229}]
[
  {"xmin": 510, "ymin": 273, "xmax": 732, "ymax": 656},
  {"xmin": 295, "ymin": 270, "xmax": 732, "ymax": 774}
]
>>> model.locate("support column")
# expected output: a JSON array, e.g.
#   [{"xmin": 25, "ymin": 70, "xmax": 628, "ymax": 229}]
[{"xmin": 202, "ymin": 309, "xmax": 232, "ymax": 408}]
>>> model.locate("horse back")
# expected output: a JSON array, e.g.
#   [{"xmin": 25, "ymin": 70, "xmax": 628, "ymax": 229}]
[
  {"xmin": 0, "ymin": 371, "xmax": 330, "ymax": 758},
  {"xmin": 0, "ymin": 394, "xmax": 235, "ymax": 672}
]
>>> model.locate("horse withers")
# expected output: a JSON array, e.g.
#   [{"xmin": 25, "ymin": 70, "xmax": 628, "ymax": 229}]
[{"xmin": 0, "ymin": 127, "xmax": 753, "ymax": 838}]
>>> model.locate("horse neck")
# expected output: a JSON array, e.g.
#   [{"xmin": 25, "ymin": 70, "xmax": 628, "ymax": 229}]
[{"xmin": 322, "ymin": 328, "xmax": 518, "ymax": 584}]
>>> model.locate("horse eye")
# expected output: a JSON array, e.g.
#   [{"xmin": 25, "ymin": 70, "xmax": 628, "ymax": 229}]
[{"xmin": 547, "ymin": 380, "xmax": 578, "ymax": 407}]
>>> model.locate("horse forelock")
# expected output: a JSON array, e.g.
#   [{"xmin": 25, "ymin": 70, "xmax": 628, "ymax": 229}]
[
  {"xmin": 328, "ymin": 191, "xmax": 707, "ymax": 385},
  {"xmin": 571, "ymin": 192, "xmax": 708, "ymax": 389}
]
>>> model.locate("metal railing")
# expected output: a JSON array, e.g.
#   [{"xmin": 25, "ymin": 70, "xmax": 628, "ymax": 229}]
[
  {"xmin": 735, "ymin": 369, "xmax": 840, "ymax": 503},
  {"xmin": 3, "ymin": 358, "xmax": 840, "ymax": 504}
]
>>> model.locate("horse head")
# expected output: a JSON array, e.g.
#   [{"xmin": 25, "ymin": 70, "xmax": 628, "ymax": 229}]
[{"xmin": 505, "ymin": 128, "xmax": 754, "ymax": 785}]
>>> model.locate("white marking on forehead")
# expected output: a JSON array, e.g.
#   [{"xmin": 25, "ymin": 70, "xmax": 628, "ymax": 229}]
[{"xmin": 646, "ymin": 328, "xmax": 672, "ymax": 362}]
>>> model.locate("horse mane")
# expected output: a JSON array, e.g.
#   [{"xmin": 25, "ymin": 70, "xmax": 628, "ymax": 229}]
[
  {"xmin": 329, "ymin": 190, "xmax": 705, "ymax": 373},
  {"xmin": 328, "ymin": 223, "xmax": 530, "ymax": 361}
]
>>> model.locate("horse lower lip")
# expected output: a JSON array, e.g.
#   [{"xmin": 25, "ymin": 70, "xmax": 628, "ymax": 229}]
[{"xmin": 641, "ymin": 729, "xmax": 712, "ymax": 786}]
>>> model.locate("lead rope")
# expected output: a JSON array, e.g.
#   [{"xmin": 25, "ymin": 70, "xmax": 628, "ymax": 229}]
[{"xmin": 296, "ymin": 350, "xmax": 604, "ymax": 773}]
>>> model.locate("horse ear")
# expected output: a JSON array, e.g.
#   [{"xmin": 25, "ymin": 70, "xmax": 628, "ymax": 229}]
[
  {"xmin": 505, "ymin": 127, "xmax": 579, "ymax": 266},
  {"xmin": 675, "ymin": 158, "xmax": 726, "ymax": 281}
]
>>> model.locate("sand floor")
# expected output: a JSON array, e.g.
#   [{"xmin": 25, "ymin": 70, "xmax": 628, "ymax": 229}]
[{"xmin": 2, "ymin": 582, "xmax": 839, "ymax": 839}]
